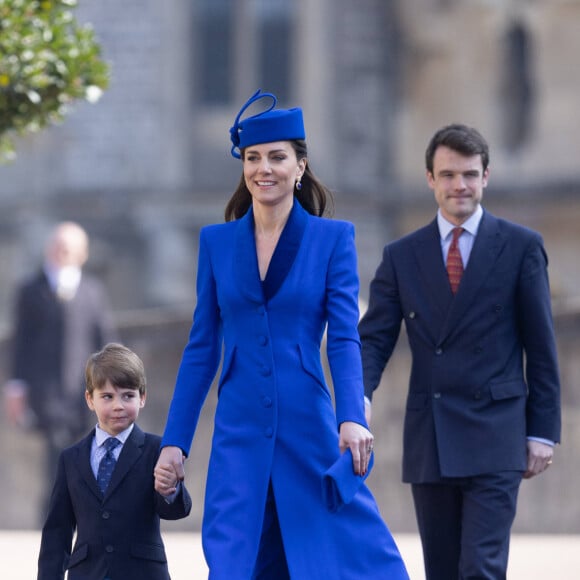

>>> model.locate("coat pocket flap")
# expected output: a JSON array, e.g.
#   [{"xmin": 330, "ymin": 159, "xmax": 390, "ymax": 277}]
[
  {"xmin": 130, "ymin": 542, "xmax": 167, "ymax": 562},
  {"xmin": 489, "ymin": 380, "xmax": 526, "ymax": 400}
]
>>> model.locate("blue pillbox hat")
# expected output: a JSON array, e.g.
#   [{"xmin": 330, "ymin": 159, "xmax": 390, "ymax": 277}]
[{"xmin": 229, "ymin": 89, "xmax": 306, "ymax": 159}]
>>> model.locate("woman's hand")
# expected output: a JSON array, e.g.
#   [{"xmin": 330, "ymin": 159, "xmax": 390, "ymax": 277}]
[
  {"xmin": 154, "ymin": 446, "xmax": 185, "ymax": 496},
  {"xmin": 339, "ymin": 421, "xmax": 374, "ymax": 476}
]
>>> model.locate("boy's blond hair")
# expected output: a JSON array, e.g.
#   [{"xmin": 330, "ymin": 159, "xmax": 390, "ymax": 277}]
[{"xmin": 85, "ymin": 343, "xmax": 146, "ymax": 396}]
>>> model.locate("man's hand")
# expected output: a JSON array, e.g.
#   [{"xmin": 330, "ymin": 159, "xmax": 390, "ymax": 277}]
[
  {"xmin": 523, "ymin": 440, "xmax": 554, "ymax": 479},
  {"xmin": 3, "ymin": 381, "xmax": 29, "ymax": 427}
]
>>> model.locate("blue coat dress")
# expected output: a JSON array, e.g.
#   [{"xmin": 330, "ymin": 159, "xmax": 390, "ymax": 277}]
[{"xmin": 162, "ymin": 201, "xmax": 409, "ymax": 579}]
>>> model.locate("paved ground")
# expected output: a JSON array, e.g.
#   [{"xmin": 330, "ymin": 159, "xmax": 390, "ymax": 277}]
[{"xmin": 4, "ymin": 530, "xmax": 578, "ymax": 579}]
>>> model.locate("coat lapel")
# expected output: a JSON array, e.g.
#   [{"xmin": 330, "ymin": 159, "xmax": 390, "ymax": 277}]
[
  {"xmin": 104, "ymin": 425, "xmax": 146, "ymax": 499},
  {"xmin": 262, "ymin": 201, "xmax": 307, "ymax": 302},
  {"xmin": 438, "ymin": 211, "xmax": 506, "ymax": 343},
  {"xmin": 412, "ymin": 220, "xmax": 454, "ymax": 327},
  {"xmin": 234, "ymin": 207, "xmax": 265, "ymax": 304},
  {"xmin": 233, "ymin": 201, "xmax": 308, "ymax": 304},
  {"xmin": 76, "ymin": 430, "xmax": 103, "ymax": 500}
]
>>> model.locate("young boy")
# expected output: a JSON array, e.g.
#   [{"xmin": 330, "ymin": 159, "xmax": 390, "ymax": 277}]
[{"xmin": 38, "ymin": 343, "xmax": 192, "ymax": 580}]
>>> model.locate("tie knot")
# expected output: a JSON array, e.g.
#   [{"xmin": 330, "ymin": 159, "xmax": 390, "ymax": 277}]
[
  {"xmin": 451, "ymin": 227, "xmax": 464, "ymax": 242},
  {"xmin": 103, "ymin": 438, "xmax": 120, "ymax": 452}
]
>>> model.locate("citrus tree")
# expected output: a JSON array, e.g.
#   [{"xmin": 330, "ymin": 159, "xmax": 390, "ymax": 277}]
[{"xmin": 0, "ymin": 0, "xmax": 109, "ymax": 162}]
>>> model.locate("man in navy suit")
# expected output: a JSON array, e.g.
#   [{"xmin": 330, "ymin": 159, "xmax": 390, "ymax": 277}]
[
  {"xmin": 359, "ymin": 124, "xmax": 561, "ymax": 579},
  {"xmin": 4, "ymin": 221, "xmax": 117, "ymax": 519}
]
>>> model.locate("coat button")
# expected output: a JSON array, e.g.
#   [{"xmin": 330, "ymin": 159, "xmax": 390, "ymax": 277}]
[
  {"xmin": 262, "ymin": 396, "xmax": 272, "ymax": 408},
  {"xmin": 264, "ymin": 427, "xmax": 273, "ymax": 438},
  {"xmin": 260, "ymin": 366, "xmax": 272, "ymax": 377},
  {"xmin": 105, "ymin": 545, "xmax": 114, "ymax": 553},
  {"xmin": 258, "ymin": 335, "xmax": 268, "ymax": 346}
]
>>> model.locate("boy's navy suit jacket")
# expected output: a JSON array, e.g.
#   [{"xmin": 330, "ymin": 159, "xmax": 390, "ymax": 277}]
[{"xmin": 38, "ymin": 424, "xmax": 192, "ymax": 580}]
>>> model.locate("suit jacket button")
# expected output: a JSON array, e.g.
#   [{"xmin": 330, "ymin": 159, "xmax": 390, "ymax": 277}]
[
  {"xmin": 433, "ymin": 392, "xmax": 441, "ymax": 399},
  {"xmin": 102, "ymin": 511, "xmax": 110, "ymax": 519},
  {"xmin": 105, "ymin": 545, "xmax": 114, "ymax": 553},
  {"xmin": 474, "ymin": 391, "xmax": 482, "ymax": 400},
  {"xmin": 435, "ymin": 348, "xmax": 443, "ymax": 355},
  {"xmin": 408, "ymin": 311, "xmax": 416, "ymax": 319}
]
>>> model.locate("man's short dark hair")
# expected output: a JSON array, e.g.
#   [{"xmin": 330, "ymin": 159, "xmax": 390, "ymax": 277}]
[{"xmin": 425, "ymin": 124, "xmax": 490, "ymax": 174}]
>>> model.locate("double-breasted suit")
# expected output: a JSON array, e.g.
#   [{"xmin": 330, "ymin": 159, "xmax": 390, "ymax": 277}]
[
  {"xmin": 359, "ymin": 209, "xmax": 561, "ymax": 483},
  {"xmin": 162, "ymin": 201, "xmax": 408, "ymax": 579},
  {"xmin": 359, "ymin": 208, "xmax": 561, "ymax": 578},
  {"xmin": 38, "ymin": 425, "xmax": 192, "ymax": 580}
]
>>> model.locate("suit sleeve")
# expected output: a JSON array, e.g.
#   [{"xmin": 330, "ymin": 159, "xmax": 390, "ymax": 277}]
[
  {"xmin": 325, "ymin": 223, "xmax": 367, "ymax": 427},
  {"xmin": 162, "ymin": 228, "xmax": 223, "ymax": 455},
  {"xmin": 37, "ymin": 453, "xmax": 76, "ymax": 580},
  {"xmin": 155, "ymin": 482, "xmax": 193, "ymax": 521},
  {"xmin": 358, "ymin": 244, "xmax": 404, "ymax": 401},
  {"xmin": 516, "ymin": 234, "xmax": 561, "ymax": 443}
]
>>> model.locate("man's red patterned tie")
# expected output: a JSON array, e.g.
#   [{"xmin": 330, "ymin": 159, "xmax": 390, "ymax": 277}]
[{"xmin": 446, "ymin": 227, "xmax": 464, "ymax": 294}]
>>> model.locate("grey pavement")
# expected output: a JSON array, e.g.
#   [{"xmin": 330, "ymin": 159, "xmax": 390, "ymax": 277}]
[{"xmin": 3, "ymin": 530, "xmax": 578, "ymax": 579}]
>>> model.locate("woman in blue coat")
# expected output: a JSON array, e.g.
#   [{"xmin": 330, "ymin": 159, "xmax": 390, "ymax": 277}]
[{"xmin": 154, "ymin": 90, "xmax": 409, "ymax": 579}]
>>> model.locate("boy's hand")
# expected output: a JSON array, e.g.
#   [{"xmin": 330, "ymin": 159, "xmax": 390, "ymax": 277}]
[{"xmin": 154, "ymin": 446, "xmax": 185, "ymax": 496}]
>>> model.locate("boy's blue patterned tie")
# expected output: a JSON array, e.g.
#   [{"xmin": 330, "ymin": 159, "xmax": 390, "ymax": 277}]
[{"xmin": 97, "ymin": 438, "xmax": 120, "ymax": 494}]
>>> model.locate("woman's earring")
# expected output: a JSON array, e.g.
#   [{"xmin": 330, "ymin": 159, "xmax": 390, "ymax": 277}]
[{"xmin": 295, "ymin": 179, "xmax": 302, "ymax": 191}]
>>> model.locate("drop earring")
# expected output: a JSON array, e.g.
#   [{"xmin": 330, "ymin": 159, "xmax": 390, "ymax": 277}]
[{"xmin": 295, "ymin": 179, "xmax": 302, "ymax": 191}]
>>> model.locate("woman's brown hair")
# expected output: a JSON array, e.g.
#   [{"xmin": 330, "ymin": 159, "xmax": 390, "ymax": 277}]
[{"xmin": 224, "ymin": 140, "xmax": 334, "ymax": 222}]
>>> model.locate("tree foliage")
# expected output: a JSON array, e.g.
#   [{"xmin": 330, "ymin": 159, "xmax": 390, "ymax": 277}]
[{"xmin": 0, "ymin": 0, "xmax": 109, "ymax": 162}]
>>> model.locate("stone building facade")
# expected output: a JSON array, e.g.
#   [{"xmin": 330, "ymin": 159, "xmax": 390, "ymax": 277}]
[
  {"xmin": 2, "ymin": 0, "xmax": 579, "ymax": 317},
  {"xmin": 1, "ymin": 0, "xmax": 579, "ymax": 531}
]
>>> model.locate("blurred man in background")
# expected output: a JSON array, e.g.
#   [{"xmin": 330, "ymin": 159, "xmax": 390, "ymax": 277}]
[{"xmin": 3, "ymin": 221, "xmax": 117, "ymax": 519}]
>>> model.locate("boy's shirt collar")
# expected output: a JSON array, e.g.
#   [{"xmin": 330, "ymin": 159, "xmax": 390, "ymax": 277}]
[{"xmin": 94, "ymin": 423, "xmax": 134, "ymax": 446}]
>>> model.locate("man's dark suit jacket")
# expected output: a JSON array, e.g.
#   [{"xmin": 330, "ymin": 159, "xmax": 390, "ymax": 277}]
[
  {"xmin": 359, "ymin": 210, "xmax": 561, "ymax": 483},
  {"xmin": 37, "ymin": 425, "xmax": 192, "ymax": 580},
  {"xmin": 11, "ymin": 269, "xmax": 116, "ymax": 434}
]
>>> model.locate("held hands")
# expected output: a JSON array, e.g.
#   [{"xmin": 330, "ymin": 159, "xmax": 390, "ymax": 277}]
[
  {"xmin": 523, "ymin": 440, "xmax": 554, "ymax": 479},
  {"xmin": 339, "ymin": 421, "xmax": 374, "ymax": 477},
  {"xmin": 154, "ymin": 446, "xmax": 186, "ymax": 497}
]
